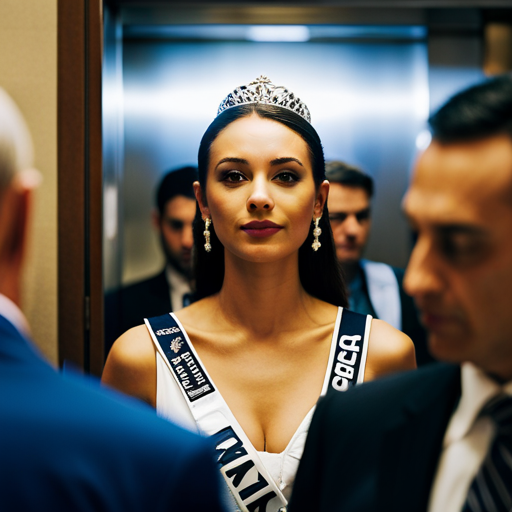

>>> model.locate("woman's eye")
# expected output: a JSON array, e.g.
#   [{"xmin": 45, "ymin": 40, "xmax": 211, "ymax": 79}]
[
  {"xmin": 222, "ymin": 171, "xmax": 246, "ymax": 183},
  {"xmin": 274, "ymin": 171, "xmax": 299, "ymax": 183}
]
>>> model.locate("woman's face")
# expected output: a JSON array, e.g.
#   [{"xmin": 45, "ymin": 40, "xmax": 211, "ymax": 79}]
[{"xmin": 196, "ymin": 113, "xmax": 328, "ymax": 264}]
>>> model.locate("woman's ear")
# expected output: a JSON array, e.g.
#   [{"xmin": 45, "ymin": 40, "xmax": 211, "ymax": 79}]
[
  {"xmin": 193, "ymin": 181, "xmax": 210, "ymax": 219},
  {"xmin": 314, "ymin": 180, "xmax": 329, "ymax": 218}
]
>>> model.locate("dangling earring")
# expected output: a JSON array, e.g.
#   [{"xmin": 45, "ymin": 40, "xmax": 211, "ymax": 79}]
[
  {"xmin": 203, "ymin": 218, "xmax": 212, "ymax": 252},
  {"xmin": 312, "ymin": 217, "xmax": 322, "ymax": 251}
]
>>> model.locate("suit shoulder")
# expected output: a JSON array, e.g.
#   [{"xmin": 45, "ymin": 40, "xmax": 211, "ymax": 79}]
[
  {"xmin": 318, "ymin": 363, "xmax": 459, "ymax": 423},
  {"xmin": 120, "ymin": 270, "xmax": 167, "ymax": 296},
  {"xmin": 60, "ymin": 367, "xmax": 204, "ymax": 449}
]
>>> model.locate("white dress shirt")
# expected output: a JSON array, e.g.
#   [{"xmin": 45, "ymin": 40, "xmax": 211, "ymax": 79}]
[
  {"xmin": 0, "ymin": 293, "xmax": 30, "ymax": 337},
  {"xmin": 428, "ymin": 362, "xmax": 512, "ymax": 512},
  {"xmin": 166, "ymin": 265, "xmax": 191, "ymax": 312}
]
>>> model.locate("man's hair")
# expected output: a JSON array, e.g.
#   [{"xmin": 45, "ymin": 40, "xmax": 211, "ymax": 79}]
[
  {"xmin": 0, "ymin": 88, "xmax": 33, "ymax": 192},
  {"xmin": 325, "ymin": 160, "xmax": 374, "ymax": 198},
  {"xmin": 155, "ymin": 166, "xmax": 198, "ymax": 215},
  {"xmin": 429, "ymin": 74, "xmax": 512, "ymax": 143}
]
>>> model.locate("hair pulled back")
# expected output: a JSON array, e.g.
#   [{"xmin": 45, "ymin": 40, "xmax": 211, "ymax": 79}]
[{"xmin": 193, "ymin": 103, "xmax": 347, "ymax": 307}]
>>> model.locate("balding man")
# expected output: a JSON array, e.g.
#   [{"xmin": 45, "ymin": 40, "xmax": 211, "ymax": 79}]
[
  {"xmin": 0, "ymin": 87, "xmax": 224, "ymax": 511},
  {"xmin": 289, "ymin": 75, "xmax": 512, "ymax": 512}
]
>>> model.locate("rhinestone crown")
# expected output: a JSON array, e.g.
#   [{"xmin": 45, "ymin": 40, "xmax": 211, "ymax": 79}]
[{"xmin": 217, "ymin": 75, "xmax": 311, "ymax": 124}]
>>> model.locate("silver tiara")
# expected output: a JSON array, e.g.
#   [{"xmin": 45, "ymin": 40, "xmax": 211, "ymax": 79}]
[{"xmin": 217, "ymin": 75, "xmax": 311, "ymax": 124}]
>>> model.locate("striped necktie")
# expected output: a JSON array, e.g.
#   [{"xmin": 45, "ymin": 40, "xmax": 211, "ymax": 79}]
[{"xmin": 462, "ymin": 394, "xmax": 512, "ymax": 512}]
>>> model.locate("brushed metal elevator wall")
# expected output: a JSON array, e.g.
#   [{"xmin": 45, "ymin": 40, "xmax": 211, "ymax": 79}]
[{"xmin": 118, "ymin": 34, "xmax": 479, "ymax": 285}]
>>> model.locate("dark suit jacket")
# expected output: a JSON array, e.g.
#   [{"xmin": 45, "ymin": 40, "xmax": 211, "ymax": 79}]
[
  {"xmin": 0, "ymin": 315, "xmax": 224, "ymax": 512},
  {"xmin": 105, "ymin": 270, "xmax": 172, "ymax": 352},
  {"xmin": 288, "ymin": 363, "xmax": 461, "ymax": 512}
]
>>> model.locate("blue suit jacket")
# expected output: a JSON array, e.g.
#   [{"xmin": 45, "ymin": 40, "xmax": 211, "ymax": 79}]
[
  {"xmin": 0, "ymin": 315, "xmax": 225, "ymax": 511},
  {"xmin": 288, "ymin": 363, "xmax": 461, "ymax": 512}
]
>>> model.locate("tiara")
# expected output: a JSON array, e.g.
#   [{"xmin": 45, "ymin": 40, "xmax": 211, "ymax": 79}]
[{"xmin": 217, "ymin": 75, "xmax": 311, "ymax": 124}]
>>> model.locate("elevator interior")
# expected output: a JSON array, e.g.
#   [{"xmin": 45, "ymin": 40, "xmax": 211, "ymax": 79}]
[{"xmin": 98, "ymin": 2, "xmax": 506, "ymax": 365}]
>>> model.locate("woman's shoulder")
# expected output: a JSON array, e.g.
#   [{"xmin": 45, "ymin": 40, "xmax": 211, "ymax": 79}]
[
  {"xmin": 365, "ymin": 317, "xmax": 417, "ymax": 380},
  {"xmin": 108, "ymin": 324, "xmax": 155, "ymax": 364},
  {"xmin": 174, "ymin": 295, "xmax": 220, "ymax": 331},
  {"xmin": 101, "ymin": 324, "xmax": 157, "ymax": 406}
]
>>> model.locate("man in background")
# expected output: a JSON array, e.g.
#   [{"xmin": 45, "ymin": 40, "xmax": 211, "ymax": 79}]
[
  {"xmin": 114, "ymin": 166, "xmax": 197, "ymax": 338},
  {"xmin": 0, "ymin": 87, "xmax": 224, "ymax": 511},
  {"xmin": 326, "ymin": 161, "xmax": 432, "ymax": 365},
  {"xmin": 289, "ymin": 75, "xmax": 512, "ymax": 512}
]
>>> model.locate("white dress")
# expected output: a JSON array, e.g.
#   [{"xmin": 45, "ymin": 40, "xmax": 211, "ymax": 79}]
[{"xmin": 152, "ymin": 307, "xmax": 371, "ymax": 503}]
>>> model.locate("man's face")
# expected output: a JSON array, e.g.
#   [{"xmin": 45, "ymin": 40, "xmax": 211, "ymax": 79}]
[
  {"xmin": 403, "ymin": 135, "xmax": 512, "ymax": 380},
  {"xmin": 328, "ymin": 183, "xmax": 371, "ymax": 264},
  {"xmin": 155, "ymin": 195, "xmax": 196, "ymax": 278}
]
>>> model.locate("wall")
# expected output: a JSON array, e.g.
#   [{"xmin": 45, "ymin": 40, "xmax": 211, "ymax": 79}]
[
  {"xmin": 0, "ymin": 0, "xmax": 58, "ymax": 364},
  {"xmin": 120, "ymin": 35, "xmax": 429, "ymax": 286}
]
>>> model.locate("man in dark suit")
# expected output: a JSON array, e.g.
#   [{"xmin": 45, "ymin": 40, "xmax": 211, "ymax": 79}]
[
  {"xmin": 289, "ymin": 75, "xmax": 512, "ymax": 512},
  {"xmin": 0, "ymin": 87, "xmax": 225, "ymax": 511},
  {"xmin": 108, "ymin": 166, "xmax": 197, "ymax": 347},
  {"xmin": 325, "ymin": 161, "xmax": 432, "ymax": 365}
]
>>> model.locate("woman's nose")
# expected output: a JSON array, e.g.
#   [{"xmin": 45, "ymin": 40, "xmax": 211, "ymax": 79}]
[{"xmin": 246, "ymin": 177, "xmax": 275, "ymax": 212}]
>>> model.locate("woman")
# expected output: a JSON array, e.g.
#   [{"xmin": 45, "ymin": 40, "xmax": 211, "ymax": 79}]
[{"xmin": 102, "ymin": 76, "xmax": 415, "ymax": 511}]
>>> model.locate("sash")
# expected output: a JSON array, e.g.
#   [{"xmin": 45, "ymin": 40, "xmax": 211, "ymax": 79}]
[
  {"xmin": 146, "ymin": 307, "xmax": 371, "ymax": 512},
  {"xmin": 322, "ymin": 308, "xmax": 371, "ymax": 395}
]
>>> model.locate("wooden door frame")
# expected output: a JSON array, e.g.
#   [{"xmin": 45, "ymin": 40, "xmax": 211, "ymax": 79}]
[{"xmin": 58, "ymin": 0, "xmax": 104, "ymax": 375}]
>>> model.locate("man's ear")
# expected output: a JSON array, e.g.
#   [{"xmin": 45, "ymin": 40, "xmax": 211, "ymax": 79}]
[
  {"xmin": 151, "ymin": 208, "xmax": 161, "ymax": 230},
  {"xmin": 193, "ymin": 181, "xmax": 210, "ymax": 219},
  {"xmin": 0, "ymin": 184, "xmax": 32, "ymax": 304},
  {"xmin": 0, "ymin": 185, "xmax": 31, "ymax": 262},
  {"xmin": 313, "ymin": 180, "xmax": 329, "ymax": 218}
]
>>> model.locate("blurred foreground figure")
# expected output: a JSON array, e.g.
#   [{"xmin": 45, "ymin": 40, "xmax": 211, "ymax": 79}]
[
  {"xmin": 0, "ymin": 88, "xmax": 224, "ymax": 512},
  {"xmin": 326, "ymin": 161, "xmax": 432, "ymax": 365},
  {"xmin": 289, "ymin": 75, "xmax": 512, "ymax": 512}
]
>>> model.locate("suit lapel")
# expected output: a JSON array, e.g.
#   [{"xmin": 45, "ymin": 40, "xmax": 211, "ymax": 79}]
[{"xmin": 378, "ymin": 364, "xmax": 461, "ymax": 511}]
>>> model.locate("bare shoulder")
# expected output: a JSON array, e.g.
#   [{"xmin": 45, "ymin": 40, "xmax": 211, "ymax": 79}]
[
  {"xmin": 364, "ymin": 318, "xmax": 416, "ymax": 381},
  {"xmin": 174, "ymin": 295, "xmax": 221, "ymax": 333},
  {"xmin": 101, "ymin": 324, "xmax": 157, "ymax": 407}
]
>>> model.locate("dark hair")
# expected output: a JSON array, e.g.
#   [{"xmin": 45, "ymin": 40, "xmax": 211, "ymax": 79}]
[
  {"xmin": 155, "ymin": 166, "xmax": 198, "ymax": 215},
  {"xmin": 429, "ymin": 74, "xmax": 512, "ymax": 143},
  {"xmin": 325, "ymin": 160, "xmax": 374, "ymax": 198},
  {"xmin": 193, "ymin": 103, "xmax": 348, "ymax": 307}
]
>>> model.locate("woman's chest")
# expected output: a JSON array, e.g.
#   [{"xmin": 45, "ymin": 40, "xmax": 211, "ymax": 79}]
[{"xmin": 193, "ymin": 333, "xmax": 333, "ymax": 452}]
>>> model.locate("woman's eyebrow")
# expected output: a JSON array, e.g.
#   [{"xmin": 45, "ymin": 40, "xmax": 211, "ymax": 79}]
[
  {"xmin": 270, "ymin": 157, "xmax": 304, "ymax": 167},
  {"xmin": 214, "ymin": 157, "xmax": 249, "ymax": 170}
]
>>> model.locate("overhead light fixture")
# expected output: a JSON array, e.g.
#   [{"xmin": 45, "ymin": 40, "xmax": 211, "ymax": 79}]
[{"xmin": 246, "ymin": 26, "xmax": 310, "ymax": 42}]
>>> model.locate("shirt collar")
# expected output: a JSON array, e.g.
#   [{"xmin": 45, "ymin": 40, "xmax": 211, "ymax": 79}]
[
  {"xmin": 166, "ymin": 264, "xmax": 189, "ymax": 289},
  {"xmin": 0, "ymin": 293, "xmax": 31, "ymax": 337},
  {"xmin": 444, "ymin": 362, "xmax": 512, "ymax": 446}
]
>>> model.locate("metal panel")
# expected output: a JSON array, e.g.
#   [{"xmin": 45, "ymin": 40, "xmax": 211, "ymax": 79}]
[{"xmin": 120, "ymin": 33, "xmax": 429, "ymax": 281}]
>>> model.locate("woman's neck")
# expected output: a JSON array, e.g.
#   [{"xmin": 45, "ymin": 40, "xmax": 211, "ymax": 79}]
[{"xmin": 216, "ymin": 253, "xmax": 315, "ymax": 337}]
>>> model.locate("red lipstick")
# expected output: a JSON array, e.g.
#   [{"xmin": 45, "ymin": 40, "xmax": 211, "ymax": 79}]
[{"xmin": 241, "ymin": 220, "xmax": 283, "ymax": 238}]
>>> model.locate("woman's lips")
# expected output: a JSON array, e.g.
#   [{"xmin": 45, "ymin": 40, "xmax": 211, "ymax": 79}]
[{"xmin": 241, "ymin": 221, "xmax": 283, "ymax": 238}]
